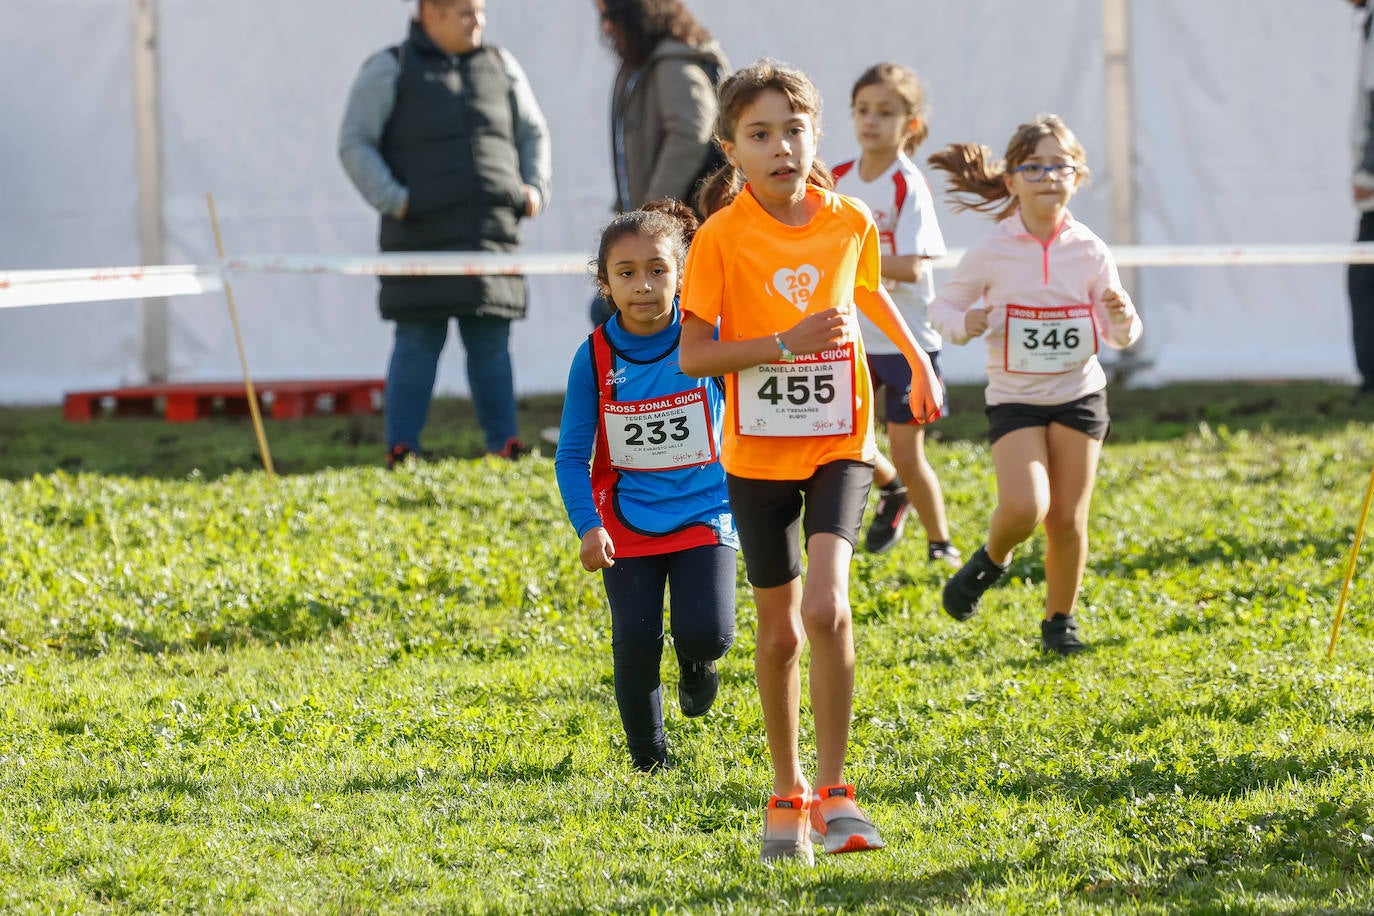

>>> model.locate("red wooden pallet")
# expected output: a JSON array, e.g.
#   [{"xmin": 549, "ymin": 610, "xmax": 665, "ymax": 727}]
[{"xmin": 63, "ymin": 378, "xmax": 385, "ymax": 423}]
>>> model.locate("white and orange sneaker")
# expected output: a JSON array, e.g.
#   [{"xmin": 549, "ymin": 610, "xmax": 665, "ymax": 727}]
[
  {"xmin": 759, "ymin": 793, "xmax": 814, "ymax": 864},
  {"xmin": 808, "ymin": 784, "xmax": 885, "ymax": 855}
]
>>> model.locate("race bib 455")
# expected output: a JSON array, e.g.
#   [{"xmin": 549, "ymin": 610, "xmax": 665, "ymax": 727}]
[{"xmin": 736, "ymin": 344, "xmax": 857, "ymax": 437}]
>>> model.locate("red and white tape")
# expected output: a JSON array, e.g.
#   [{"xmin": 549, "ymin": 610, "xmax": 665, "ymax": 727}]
[
  {"xmin": 6, "ymin": 243, "xmax": 1374, "ymax": 309},
  {"xmin": 0, "ymin": 265, "xmax": 222, "ymax": 310}
]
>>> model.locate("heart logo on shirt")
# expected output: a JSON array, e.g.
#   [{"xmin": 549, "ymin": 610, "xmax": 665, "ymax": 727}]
[{"xmin": 772, "ymin": 265, "xmax": 821, "ymax": 310}]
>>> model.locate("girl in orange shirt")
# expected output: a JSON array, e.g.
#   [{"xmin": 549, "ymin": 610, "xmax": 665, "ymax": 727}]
[{"xmin": 678, "ymin": 59, "xmax": 941, "ymax": 864}]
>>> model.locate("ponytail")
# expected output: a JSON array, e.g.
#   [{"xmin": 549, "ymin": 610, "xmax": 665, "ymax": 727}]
[
  {"xmin": 694, "ymin": 158, "xmax": 835, "ymax": 217},
  {"xmin": 929, "ymin": 115, "xmax": 1089, "ymax": 222},
  {"xmin": 694, "ymin": 163, "xmax": 742, "ymax": 216},
  {"xmin": 807, "ymin": 158, "xmax": 835, "ymax": 191},
  {"xmin": 927, "ymin": 142, "xmax": 1016, "ymax": 221},
  {"xmin": 639, "ymin": 197, "xmax": 700, "ymax": 249},
  {"xmin": 903, "ymin": 120, "xmax": 929, "ymax": 157}
]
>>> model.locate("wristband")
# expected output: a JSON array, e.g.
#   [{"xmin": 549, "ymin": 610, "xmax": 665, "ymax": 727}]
[{"xmin": 774, "ymin": 332, "xmax": 797, "ymax": 363}]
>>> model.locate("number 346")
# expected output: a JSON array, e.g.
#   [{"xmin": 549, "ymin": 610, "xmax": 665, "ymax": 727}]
[{"xmin": 1021, "ymin": 327, "xmax": 1080, "ymax": 350}]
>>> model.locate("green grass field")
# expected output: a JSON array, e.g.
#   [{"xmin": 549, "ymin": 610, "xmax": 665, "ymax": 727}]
[{"xmin": 1, "ymin": 382, "xmax": 1373, "ymax": 913}]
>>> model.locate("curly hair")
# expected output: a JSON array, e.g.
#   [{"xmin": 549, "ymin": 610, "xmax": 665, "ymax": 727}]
[
  {"xmin": 600, "ymin": 0, "xmax": 712, "ymax": 68},
  {"xmin": 591, "ymin": 199, "xmax": 701, "ymax": 305}
]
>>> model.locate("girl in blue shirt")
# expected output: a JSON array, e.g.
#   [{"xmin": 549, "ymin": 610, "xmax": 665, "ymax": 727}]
[{"xmin": 555, "ymin": 200, "xmax": 737, "ymax": 772}]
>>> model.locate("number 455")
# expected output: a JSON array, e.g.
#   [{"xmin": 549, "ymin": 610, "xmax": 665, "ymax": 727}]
[{"xmin": 757, "ymin": 374, "xmax": 835, "ymax": 405}]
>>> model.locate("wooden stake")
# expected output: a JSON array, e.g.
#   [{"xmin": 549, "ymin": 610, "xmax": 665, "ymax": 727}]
[
  {"xmin": 1327, "ymin": 461, "xmax": 1374, "ymax": 658},
  {"xmin": 206, "ymin": 192, "xmax": 276, "ymax": 477}
]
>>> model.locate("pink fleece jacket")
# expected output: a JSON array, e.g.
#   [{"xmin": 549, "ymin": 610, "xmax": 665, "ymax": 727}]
[{"xmin": 929, "ymin": 211, "xmax": 1143, "ymax": 406}]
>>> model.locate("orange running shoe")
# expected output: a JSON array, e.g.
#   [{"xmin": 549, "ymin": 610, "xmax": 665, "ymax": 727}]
[
  {"xmin": 808, "ymin": 784, "xmax": 885, "ymax": 854},
  {"xmin": 759, "ymin": 793, "xmax": 814, "ymax": 864}
]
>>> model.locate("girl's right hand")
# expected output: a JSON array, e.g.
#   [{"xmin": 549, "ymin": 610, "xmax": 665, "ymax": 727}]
[
  {"xmin": 579, "ymin": 527, "xmax": 615, "ymax": 571},
  {"xmin": 964, "ymin": 307, "xmax": 990, "ymax": 338},
  {"xmin": 780, "ymin": 307, "xmax": 848, "ymax": 355}
]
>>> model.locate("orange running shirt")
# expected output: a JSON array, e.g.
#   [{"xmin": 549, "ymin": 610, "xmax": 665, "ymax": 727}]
[{"xmin": 680, "ymin": 185, "xmax": 881, "ymax": 480}]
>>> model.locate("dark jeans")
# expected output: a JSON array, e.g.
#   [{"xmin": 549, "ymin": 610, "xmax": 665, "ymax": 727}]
[
  {"xmin": 385, "ymin": 315, "xmax": 517, "ymax": 454},
  {"xmin": 600, "ymin": 544, "xmax": 736, "ymax": 769},
  {"xmin": 1349, "ymin": 212, "xmax": 1374, "ymax": 392}
]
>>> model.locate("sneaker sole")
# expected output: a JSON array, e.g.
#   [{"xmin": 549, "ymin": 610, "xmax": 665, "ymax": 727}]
[
  {"xmin": 760, "ymin": 839, "xmax": 814, "ymax": 865},
  {"xmin": 809, "ymin": 818, "xmax": 885, "ymax": 854},
  {"xmin": 941, "ymin": 581, "xmax": 977, "ymax": 622},
  {"xmin": 827, "ymin": 833, "xmax": 883, "ymax": 854},
  {"xmin": 864, "ymin": 533, "xmax": 903, "ymax": 555}
]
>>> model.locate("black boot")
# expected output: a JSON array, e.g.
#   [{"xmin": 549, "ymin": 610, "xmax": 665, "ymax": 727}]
[{"xmin": 1041, "ymin": 613, "xmax": 1086, "ymax": 655}]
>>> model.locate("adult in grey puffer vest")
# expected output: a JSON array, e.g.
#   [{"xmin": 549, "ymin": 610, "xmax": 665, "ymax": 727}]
[
  {"xmin": 598, "ymin": 0, "xmax": 727, "ymax": 214},
  {"xmin": 340, "ymin": 0, "xmax": 551, "ymax": 462}
]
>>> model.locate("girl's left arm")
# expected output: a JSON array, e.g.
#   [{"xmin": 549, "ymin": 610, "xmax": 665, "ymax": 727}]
[
  {"xmin": 855, "ymin": 285, "xmax": 944, "ymax": 420},
  {"xmin": 1094, "ymin": 253, "xmax": 1144, "ymax": 349}
]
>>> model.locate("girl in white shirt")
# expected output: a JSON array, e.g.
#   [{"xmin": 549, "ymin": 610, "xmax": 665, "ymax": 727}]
[
  {"xmin": 926, "ymin": 114, "xmax": 1143, "ymax": 654},
  {"xmin": 831, "ymin": 62, "xmax": 959, "ymax": 566}
]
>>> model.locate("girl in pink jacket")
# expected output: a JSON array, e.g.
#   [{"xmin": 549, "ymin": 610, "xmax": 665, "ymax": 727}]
[{"xmin": 926, "ymin": 114, "xmax": 1143, "ymax": 654}]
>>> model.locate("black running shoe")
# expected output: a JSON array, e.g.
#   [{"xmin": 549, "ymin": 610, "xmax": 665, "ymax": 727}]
[
  {"xmin": 1041, "ymin": 614, "xmax": 1086, "ymax": 655},
  {"xmin": 864, "ymin": 487, "xmax": 910, "ymax": 554},
  {"xmin": 677, "ymin": 659, "xmax": 719, "ymax": 717},
  {"xmin": 496, "ymin": 437, "xmax": 532, "ymax": 460},
  {"xmin": 385, "ymin": 443, "xmax": 430, "ymax": 470},
  {"xmin": 631, "ymin": 753, "xmax": 670, "ymax": 773},
  {"xmin": 928, "ymin": 541, "xmax": 963, "ymax": 568},
  {"xmin": 941, "ymin": 545, "xmax": 1008, "ymax": 621}
]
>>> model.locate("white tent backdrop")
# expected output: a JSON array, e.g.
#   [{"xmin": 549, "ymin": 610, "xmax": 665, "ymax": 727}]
[{"xmin": 0, "ymin": 0, "xmax": 1363, "ymax": 403}]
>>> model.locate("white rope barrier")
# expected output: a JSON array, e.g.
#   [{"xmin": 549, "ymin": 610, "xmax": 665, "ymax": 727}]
[
  {"xmin": 226, "ymin": 243, "xmax": 1374, "ymax": 276},
  {"xmin": 8, "ymin": 242, "xmax": 1374, "ymax": 309},
  {"xmin": 1108, "ymin": 243, "xmax": 1374, "ymax": 268},
  {"xmin": 222, "ymin": 251, "xmax": 591, "ymax": 277},
  {"xmin": 0, "ymin": 265, "xmax": 222, "ymax": 310}
]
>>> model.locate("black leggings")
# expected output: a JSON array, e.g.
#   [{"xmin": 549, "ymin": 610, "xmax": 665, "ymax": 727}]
[{"xmin": 600, "ymin": 544, "xmax": 737, "ymax": 769}]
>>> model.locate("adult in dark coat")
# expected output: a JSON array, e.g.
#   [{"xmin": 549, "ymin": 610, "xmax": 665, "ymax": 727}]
[
  {"xmin": 341, "ymin": 0, "xmax": 551, "ymax": 463},
  {"xmin": 1348, "ymin": 0, "xmax": 1374, "ymax": 395},
  {"xmin": 588, "ymin": 0, "xmax": 726, "ymax": 325}
]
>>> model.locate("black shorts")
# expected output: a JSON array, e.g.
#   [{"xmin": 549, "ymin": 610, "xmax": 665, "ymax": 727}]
[
  {"xmin": 867, "ymin": 350, "xmax": 947, "ymax": 424},
  {"xmin": 985, "ymin": 390, "xmax": 1111, "ymax": 445},
  {"xmin": 727, "ymin": 459, "xmax": 873, "ymax": 589}
]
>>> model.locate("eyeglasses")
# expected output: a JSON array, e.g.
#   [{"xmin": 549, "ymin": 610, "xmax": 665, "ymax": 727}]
[{"xmin": 1010, "ymin": 163, "xmax": 1078, "ymax": 183}]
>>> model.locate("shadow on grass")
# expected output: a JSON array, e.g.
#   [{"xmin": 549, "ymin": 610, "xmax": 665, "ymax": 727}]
[
  {"xmin": 57, "ymin": 774, "xmax": 216, "ymax": 806},
  {"xmin": 583, "ymin": 798, "xmax": 1369, "ymax": 913},
  {"xmin": 45, "ymin": 596, "xmax": 353, "ymax": 658},
  {"xmin": 0, "ymin": 396, "xmax": 565, "ymax": 480},
  {"xmin": 984, "ymin": 745, "xmax": 1374, "ymax": 805},
  {"xmin": 929, "ymin": 380, "xmax": 1374, "ymax": 447},
  {"xmin": 2, "ymin": 383, "xmax": 1372, "ymax": 480},
  {"xmin": 342, "ymin": 752, "xmax": 580, "ymax": 790},
  {"xmin": 922, "ymin": 527, "xmax": 1359, "ymax": 593},
  {"xmin": 592, "ymin": 861, "xmax": 1023, "ymax": 915},
  {"xmin": 592, "ymin": 855, "xmax": 1357, "ymax": 915}
]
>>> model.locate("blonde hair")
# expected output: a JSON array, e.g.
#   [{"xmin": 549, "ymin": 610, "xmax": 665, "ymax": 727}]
[
  {"xmin": 694, "ymin": 59, "xmax": 834, "ymax": 214},
  {"xmin": 927, "ymin": 114, "xmax": 1090, "ymax": 221},
  {"xmin": 850, "ymin": 62, "xmax": 928, "ymax": 155}
]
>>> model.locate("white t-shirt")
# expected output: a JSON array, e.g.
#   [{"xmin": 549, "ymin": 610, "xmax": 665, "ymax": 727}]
[{"xmin": 832, "ymin": 152, "xmax": 947, "ymax": 353}]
